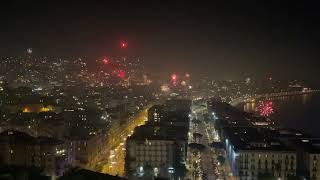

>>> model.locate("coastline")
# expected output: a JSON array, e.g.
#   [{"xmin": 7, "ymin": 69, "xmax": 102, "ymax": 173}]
[{"xmin": 229, "ymin": 89, "xmax": 320, "ymax": 107}]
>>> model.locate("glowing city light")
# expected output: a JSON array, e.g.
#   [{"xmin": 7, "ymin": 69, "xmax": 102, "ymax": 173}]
[
  {"xmin": 258, "ymin": 101, "xmax": 274, "ymax": 117},
  {"xmin": 22, "ymin": 107, "xmax": 31, "ymax": 113},
  {"xmin": 161, "ymin": 84, "xmax": 170, "ymax": 92},
  {"xmin": 245, "ymin": 77, "xmax": 251, "ymax": 84},
  {"xmin": 40, "ymin": 106, "xmax": 53, "ymax": 112},
  {"xmin": 27, "ymin": 48, "xmax": 32, "ymax": 54},
  {"xmin": 185, "ymin": 73, "xmax": 190, "ymax": 78}
]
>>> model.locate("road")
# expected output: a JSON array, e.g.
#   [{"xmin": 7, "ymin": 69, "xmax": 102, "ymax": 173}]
[
  {"xmin": 187, "ymin": 100, "xmax": 234, "ymax": 180},
  {"xmin": 87, "ymin": 104, "xmax": 152, "ymax": 176},
  {"xmin": 186, "ymin": 101, "xmax": 216, "ymax": 180}
]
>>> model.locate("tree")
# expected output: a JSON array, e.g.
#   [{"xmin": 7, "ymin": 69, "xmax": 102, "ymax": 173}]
[{"xmin": 217, "ymin": 155, "xmax": 225, "ymax": 165}]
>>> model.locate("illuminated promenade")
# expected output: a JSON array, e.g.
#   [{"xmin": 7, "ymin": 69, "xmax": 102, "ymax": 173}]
[{"xmin": 230, "ymin": 89, "xmax": 320, "ymax": 106}]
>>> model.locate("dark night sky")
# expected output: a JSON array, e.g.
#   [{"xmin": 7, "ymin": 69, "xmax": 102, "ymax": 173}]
[{"xmin": 1, "ymin": 1, "xmax": 320, "ymax": 81}]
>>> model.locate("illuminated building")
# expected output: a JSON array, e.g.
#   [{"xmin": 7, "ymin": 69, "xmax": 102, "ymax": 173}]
[
  {"xmin": 222, "ymin": 127, "xmax": 297, "ymax": 180},
  {"xmin": 307, "ymin": 152, "xmax": 320, "ymax": 180},
  {"xmin": 148, "ymin": 105, "xmax": 165, "ymax": 124},
  {"xmin": 68, "ymin": 137, "xmax": 93, "ymax": 168},
  {"xmin": 147, "ymin": 100, "xmax": 191, "ymax": 129},
  {"xmin": 210, "ymin": 99, "xmax": 320, "ymax": 180},
  {"xmin": 4, "ymin": 104, "xmax": 57, "ymax": 113},
  {"xmin": 40, "ymin": 106, "xmax": 53, "ymax": 112},
  {"xmin": 160, "ymin": 84, "xmax": 170, "ymax": 93},
  {"xmin": 125, "ymin": 100, "xmax": 191, "ymax": 179},
  {"xmin": 292, "ymin": 137, "xmax": 320, "ymax": 180},
  {"xmin": 125, "ymin": 124, "xmax": 188, "ymax": 180},
  {"xmin": 164, "ymin": 99, "xmax": 191, "ymax": 113},
  {"xmin": 22, "ymin": 107, "xmax": 31, "ymax": 113}
]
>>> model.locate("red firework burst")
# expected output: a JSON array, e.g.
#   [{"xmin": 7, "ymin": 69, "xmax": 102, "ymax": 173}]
[{"xmin": 258, "ymin": 101, "xmax": 274, "ymax": 117}]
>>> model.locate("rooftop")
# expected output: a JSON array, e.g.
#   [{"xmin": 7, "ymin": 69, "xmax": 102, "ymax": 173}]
[
  {"xmin": 223, "ymin": 127, "xmax": 295, "ymax": 152},
  {"xmin": 0, "ymin": 130, "xmax": 64, "ymax": 145},
  {"xmin": 128, "ymin": 124, "xmax": 188, "ymax": 142}
]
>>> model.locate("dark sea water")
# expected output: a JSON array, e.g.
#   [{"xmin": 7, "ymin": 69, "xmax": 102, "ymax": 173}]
[{"xmin": 240, "ymin": 94, "xmax": 320, "ymax": 137}]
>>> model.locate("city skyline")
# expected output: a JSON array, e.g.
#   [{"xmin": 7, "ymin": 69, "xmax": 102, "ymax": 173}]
[
  {"xmin": 1, "ymin": 2, "xmax": 320, "ymax": 179},
  {"xmin": 1, "ymin": 1, "xmax": 320, "ymax": 81}
]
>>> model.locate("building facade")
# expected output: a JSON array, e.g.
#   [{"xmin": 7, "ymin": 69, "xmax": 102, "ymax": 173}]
[
  {"xmin": 125, "ymin": 125, "xmax": 187, "ymax": 180},
  {"xmin": 233, "ymin": 150, "xmax": 296, "ymax": 180},
  {"xmin": 0, "ymin": 130, "xmax": 69, "ymax": 177}
]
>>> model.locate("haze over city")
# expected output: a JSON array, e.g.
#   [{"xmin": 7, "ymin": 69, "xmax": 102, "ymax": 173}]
[
  {"xmin": 1, "ymin": 1, "xmax": 320, "ymax": 81},
  {"xmin": 0, "ymin": 1, "xmax": 320, "ymax": 180}
]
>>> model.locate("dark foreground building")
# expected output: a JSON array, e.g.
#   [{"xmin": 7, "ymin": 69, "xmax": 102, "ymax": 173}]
[
  {"xmin": 0, "ymin": 130, "xmax": 68, "ymax": 177},
  {"xmin": 59, "ymin": 169, "xmax": 126, "ymax": 180},
  {"xmin": 125, "ymin": 99, "xmax": 191, "ymax": 180}
]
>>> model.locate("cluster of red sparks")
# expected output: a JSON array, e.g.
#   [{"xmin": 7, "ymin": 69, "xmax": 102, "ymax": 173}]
[
  {"xmin": 102, "ymin": 58, "xmax": 109, "ymax": 64},
  {"xmin": 258, "ymin": 101, "xmax": 274, "ymax": 117},
  {"xmin": 170, "ymin": 73, "xmax": 190, "ymax": 86},
  {"xmin": 100, "ymin": 41, "xmax": 129, "ymax": 79},
  {"xmin": 171, "ymin": 73, "xmax": 190, "ymax": 81},
  {"xmin": 171, "ymin": 73, "xmax": 177, "ymax": 81},
  {"xmin": 117, "ymin": 70, "xmax": 126, "ymax": 79}
]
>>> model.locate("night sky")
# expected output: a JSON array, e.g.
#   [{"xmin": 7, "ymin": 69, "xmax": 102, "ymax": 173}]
[{"xmin": 1, "ymin": 1, "xmax": 320, "ymax": 81}]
